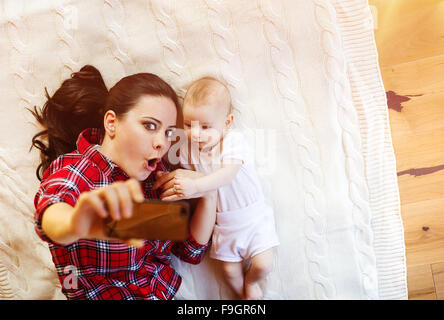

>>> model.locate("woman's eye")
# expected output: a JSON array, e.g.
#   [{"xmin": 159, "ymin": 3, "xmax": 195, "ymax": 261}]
[
  {"xmin": 202, "ymin": 125, "xmax": 210, "ymax": 130},
  {"xmin": 144, "ymin": 122, "xmax": 157, "ymax": 130},
  {"xmin": 166, "ymin": 129, "xmax": 175, "ymax": 138}
]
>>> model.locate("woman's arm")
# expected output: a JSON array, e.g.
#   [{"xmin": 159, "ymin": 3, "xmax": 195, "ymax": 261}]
[
  {"xmin": 41, "ymin": 179, "xmax": 145, "ymax": 246},
  {"xmin": 42, "ymin": 202, "xmax": 78, "ymax": 245},
  {"xmin": 188, "ymin": 190, "xmax": 217, "ymax": 245}
]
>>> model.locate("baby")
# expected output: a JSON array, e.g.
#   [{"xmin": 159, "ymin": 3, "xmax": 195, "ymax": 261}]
[{"xmin": 164, "ymin": 77, "xmax": 279, "ymax": 299}]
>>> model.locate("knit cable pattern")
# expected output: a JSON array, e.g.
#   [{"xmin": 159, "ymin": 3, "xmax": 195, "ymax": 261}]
[
  {"xmin": 0, "ymin": 151, "xmax": 42, "ymax": 299},
  {"xmin": 203, "ymin": 0, "xmax": 258, "ymax": 130},
  {"xmin": 148, "ymin": 0, "xmax": 191, "ymax": 99},
  {"xmin": 313, "ymin": 0, "xmax": 379, "ymax": 299},
  {"xmin": 52, "ymin": 0, "xmax": 81, "ymax": 79},
  {"xmin": 103, "ymin": 0, "xmax": 136, "ymax": 75},
  {"xmin": 0, "ymin": 152, "xmax": 35, "ymax": 224},
  {"xmin": 258, "ymin": 0, "xmax": 336, "ymax": 299},
  {"xmin": 4, "ymin": 0, "xmax": 38, "ymax": 110}
]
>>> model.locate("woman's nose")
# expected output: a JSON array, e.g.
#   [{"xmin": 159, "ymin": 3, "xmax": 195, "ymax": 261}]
[{"xmin": 153, "ymin": 132, "xmax": 167, "ymax": 150}]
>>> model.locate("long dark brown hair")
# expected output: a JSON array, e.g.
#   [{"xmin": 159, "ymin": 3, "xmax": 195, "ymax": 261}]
[{"xmin": 30, "ymin": 65, "xmax": 180, "ymax": 180}]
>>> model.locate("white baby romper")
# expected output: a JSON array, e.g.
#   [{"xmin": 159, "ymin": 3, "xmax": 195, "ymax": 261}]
[{"xmin": 179, "ymin": 129, "xmax": 279, "ymax": 262}]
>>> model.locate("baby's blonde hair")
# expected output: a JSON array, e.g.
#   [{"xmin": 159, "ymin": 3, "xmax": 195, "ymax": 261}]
[{"xmin": 184, "ymin": 77, "xmax": 232, "ymax": 114}]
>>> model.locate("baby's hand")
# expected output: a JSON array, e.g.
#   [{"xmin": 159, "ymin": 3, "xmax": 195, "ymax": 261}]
[
  {"xmin": 175, "ymin": 177, "xmax": 199, "ymax": 198},
  {"xmin": 161, "ymin": 177, "xmax": 199, "ymax": 201}
]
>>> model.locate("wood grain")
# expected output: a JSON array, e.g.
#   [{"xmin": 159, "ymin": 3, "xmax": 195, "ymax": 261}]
[
  {"xmin": 382, "ymin": 55, "xmax": 444, "ymax": 137},
  {"xmin": 407, "ymin": 264, "xmax": 436, "ymax": 300},
  {"xmin": 371, "ymin": 0, "xmax": 444, "ymax": 67},
  {"xmin": 402, "ymin": 198, "xmax": 444, "ymax": 266},
  {"xmin": 369, "ymin": 0, "xmax": 444, "ymax": 299},
  {"xmin": 432, "ymin": 263, "xmax": 444, "ymax": 299},
  {"xmin": 393, "ymin": 128, "xmax": 444, "ymax": 172}
]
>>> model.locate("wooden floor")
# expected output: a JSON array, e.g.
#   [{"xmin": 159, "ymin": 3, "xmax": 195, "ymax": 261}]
[{"xmin": 369, "ymin": 0, "xmax": 444, "ymax": 299}]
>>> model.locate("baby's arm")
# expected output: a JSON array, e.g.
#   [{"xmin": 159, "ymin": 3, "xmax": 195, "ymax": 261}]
[{"xmin": 163, "ymin": 158, "xmax": 242, "ymax": 201}]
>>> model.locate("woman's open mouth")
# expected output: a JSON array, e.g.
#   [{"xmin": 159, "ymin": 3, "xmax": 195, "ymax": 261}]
[{"xmin": 145, "ymin": 158, "xmax": 161, "ymax": 171}]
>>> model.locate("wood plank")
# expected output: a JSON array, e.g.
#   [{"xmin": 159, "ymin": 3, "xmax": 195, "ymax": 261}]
[
  {"xmin": 407, "ymin": 264, "xmax": 436, "ymax": 300},
  {"xmin": 371, "ymin": 0, "xmax": 444, "ymax": 299},
  {"xmin": 398, "ymin": 171, "xmax": 444, "ymax": 205},
  {"xmin": 431, "ymin": 262, "xmax": 444, "ymax": 300},
  {"xmin": 383, "ymin": 54, "xmax": 444, "ymax": 138},
  {"xmin": 369, "ymin": 0, "xmax": 444, "ymax": 67},
  {"xmin": 431, "ymin": 262, "xmax": 444, "ymax": 274},
  {"xmin": 401, "ymin": 198, "xmax": 444, "ymax": 266},
  {"xmin": 392, "ymin": 128, "xmax": 444, "ymax": 172}
]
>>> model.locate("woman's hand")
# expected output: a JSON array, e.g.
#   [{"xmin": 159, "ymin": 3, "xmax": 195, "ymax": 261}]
[
  {"xmin": 152, "ymin": 169, "xmax": 205, "ymax": 201},
  {"xmin": 43, "ymin": 179, "xmax": 146, "ymax": 247},
  {"xmin": 71, "ymin": 178, "xmax": 144, "ymax": 235}
]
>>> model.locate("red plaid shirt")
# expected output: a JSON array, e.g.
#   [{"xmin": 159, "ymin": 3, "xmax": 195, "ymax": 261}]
[{"xmin": 34, "ymin": 128, "xmax": 209, "ymax": 300}]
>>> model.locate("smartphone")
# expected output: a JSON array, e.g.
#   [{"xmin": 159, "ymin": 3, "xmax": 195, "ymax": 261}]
[{"xmin": 103, "ymin": 199, "xmax": 191, "ymax": 241}]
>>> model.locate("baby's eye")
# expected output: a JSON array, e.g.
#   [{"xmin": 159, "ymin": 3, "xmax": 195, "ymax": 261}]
[
  {"xmin": 143, "ymin": 122, "xmax": 157, "ymax": 130},
  {"xmin": 201, "ymin": 125, "xmax": 211, "ymax": 130}
]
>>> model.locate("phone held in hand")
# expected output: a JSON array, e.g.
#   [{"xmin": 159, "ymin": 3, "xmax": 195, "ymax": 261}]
[{"xmin": 104, "ymin": 200, "xmax": 191, "ymax": 241}]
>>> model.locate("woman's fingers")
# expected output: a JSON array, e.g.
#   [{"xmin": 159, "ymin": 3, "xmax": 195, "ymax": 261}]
[
  {"xmin": 100, "ymin": 186, "xmax": 121, "ymax": 221},
  {"xmin": 72, "ymin": 192, "xmax": 108, "ymax": 238},
  {"xmin": 153, "ymin": 170, "xmax": 185, "ymax": 190},
  {"xmin": 159, "ymin": 178, "xmax": 175, "ymax": 193},
  {"xmin": 72, "ymin": 179, "xmax": 149, "ymax": 243},
  {"xmin": 97, "ymin": 179, "xmax": 144, "ymax": 221},
  {"xmin": 126, "ymin": 178, "xmax": 145, "ymax": 203},
  {"xmin": 153, "ymin": 171, "xmax": 173, "ymax": 190},
  {"xmin": 83, "ymin": 191, "xmax": 108, "ymax": 219},
  {"xmin": 114, "ymin": 182, "xmax": 133, "ymax": 219},
  {"xmin": 160, "ymin": 187, "xmax": 176, "ymax": 199},
  {"xmin": 154, "ymin": 171, "xmax": 185, "ymax": 192}
]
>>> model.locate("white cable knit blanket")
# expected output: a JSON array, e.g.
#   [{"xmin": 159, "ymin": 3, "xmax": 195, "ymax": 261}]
[{"xmin": 0, "ymin": 0, "xmax": 407, "ymax": 299}]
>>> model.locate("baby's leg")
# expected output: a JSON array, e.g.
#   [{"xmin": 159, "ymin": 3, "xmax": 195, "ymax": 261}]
[
  {"xmin": 221, "ymin": 261, "xmax": 244, "ymax": 299},
  {"xmin": 244, "ymin": 249, "xmax": 274, "ymax": 300}
]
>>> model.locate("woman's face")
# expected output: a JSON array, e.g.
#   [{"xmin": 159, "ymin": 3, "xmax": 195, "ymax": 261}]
[{"xmin": 111, "ymin": 95, "xmax": 177, "ymax": 181}]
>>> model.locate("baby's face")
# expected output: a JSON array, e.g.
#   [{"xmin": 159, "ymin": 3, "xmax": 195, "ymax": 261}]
[{"xmin": 183, "ymin": 103, "xmax": 230, "ymax": 151}]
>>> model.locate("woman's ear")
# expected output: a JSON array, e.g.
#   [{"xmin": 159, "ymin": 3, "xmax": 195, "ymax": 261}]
[
  {"xmin": 103, "ymin": 110, "xmax": 117, "ymax": 138},
  {"xmin": 225, "ymin": 113, "xmax": 234, "ymax": 128}
]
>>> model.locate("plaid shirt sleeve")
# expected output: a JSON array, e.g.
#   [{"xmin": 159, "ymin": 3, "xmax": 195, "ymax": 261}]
[
  {"xmin": 171, "ymin": 232, "xmax": 209, "ymax": 265},
  {"xmin": 34, "ymin": 162, "xmax": 96, "ymax": 246}
]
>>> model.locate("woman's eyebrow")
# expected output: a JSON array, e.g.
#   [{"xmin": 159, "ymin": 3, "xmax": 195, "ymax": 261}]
[
  {"xmin": 142, "ymin": 116, "xmax": 176, "ymax": 128},
  {"xmin": 142, "ymin": 116, "xmax": 161, "ymax": 124}
]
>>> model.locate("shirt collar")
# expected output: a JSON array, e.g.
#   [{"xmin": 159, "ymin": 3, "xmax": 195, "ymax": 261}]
[
  {"xmin": 76, "ymin": 128, "xmax": 169, "ymax": 182},
  {"xmin": 76, "ymin": 128, "xmax": 128, "ymax": 178}
]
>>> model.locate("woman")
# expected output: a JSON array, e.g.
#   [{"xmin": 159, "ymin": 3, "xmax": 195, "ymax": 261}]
[{"xmin": 30, "ymin": 65, "xmax": 216, "ymax": 300}]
